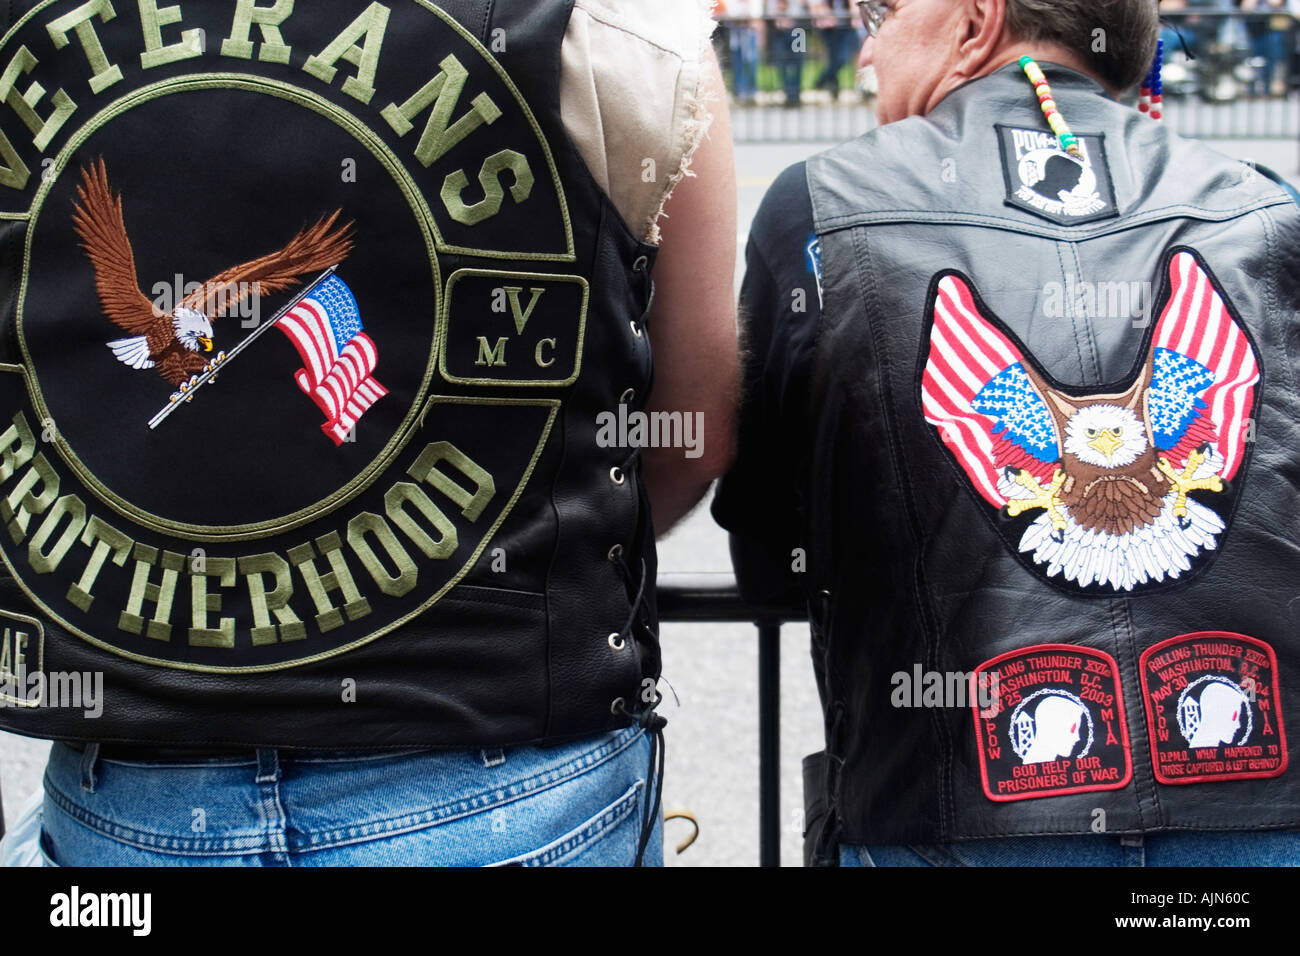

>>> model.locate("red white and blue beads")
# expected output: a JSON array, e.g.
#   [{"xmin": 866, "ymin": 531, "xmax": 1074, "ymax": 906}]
[
  {"xmin": 1019, "ymin": 55, "xmax": 1080, "ymax": 156},
  {"xmin": 1139, "ymin": 39, "xmax": 1164, "ymax": 120}
]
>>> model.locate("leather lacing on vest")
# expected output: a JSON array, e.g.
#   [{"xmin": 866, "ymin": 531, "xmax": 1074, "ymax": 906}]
[
  {"xmin": 621, "ymin": 696, "xmax": 666, "ymax": 868},
  {"xmin": 604, "ymin": 252, "xmax": 666, "ymax": 866},
  {"xmin": 609, "ymin": 544, "xmax": 667, "ymax": 867}
]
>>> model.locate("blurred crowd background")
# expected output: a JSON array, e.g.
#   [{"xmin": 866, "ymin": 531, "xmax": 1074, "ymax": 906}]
[{"xmin": 713, "ymin": 1, "xmax": 1300, "ymax": 110}]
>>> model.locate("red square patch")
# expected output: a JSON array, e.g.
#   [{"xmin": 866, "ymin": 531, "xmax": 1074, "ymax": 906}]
[
  {"xmin": 1139, "ymin": 632, "xmax": 1288, "ymax": 785},
  {"xmin": 972, "ymin": 644, "xmax": 1132, "ymax": 802}
]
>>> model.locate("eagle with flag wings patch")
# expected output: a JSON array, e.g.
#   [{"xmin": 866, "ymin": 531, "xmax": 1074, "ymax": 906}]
[{"xmin": 921, "ymin": 247, "xmax": 1261, "ymax": 595}]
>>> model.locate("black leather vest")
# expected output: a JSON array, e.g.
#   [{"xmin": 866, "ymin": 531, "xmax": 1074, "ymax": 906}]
[
  {"xmin": 0, "ymin": 0, "xmax": 660, "ymax": 749},
  {"xmin": 805, "ymin": 62, "xmax": 1300, "ymax": 844}
]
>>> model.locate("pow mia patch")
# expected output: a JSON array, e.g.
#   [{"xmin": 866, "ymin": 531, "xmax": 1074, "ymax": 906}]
[
  {"xmin": 996, "ymin": 125, "xmax": 1117, "ymax": 225},
  {"xmin": 971, "ymin": 643, "xmax": 1132, "ymax": 801},
  {"xmin": 1139, "ymin": 632, "xmax": 1288, "ymax": 785}
]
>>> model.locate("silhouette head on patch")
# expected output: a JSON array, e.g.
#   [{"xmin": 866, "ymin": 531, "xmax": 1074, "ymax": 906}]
[{"xmin": 1030, "ymin": 153, "xmax": 1085, "ymax": 200}]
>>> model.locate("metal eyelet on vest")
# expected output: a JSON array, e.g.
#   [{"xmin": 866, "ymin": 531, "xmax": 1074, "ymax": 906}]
[
  {"xmin": 632, "ymin": 255, "xmax": 648, "ymax": 273},
  {"xmin": 608, "ymin": 543, "xmax": 624, "ymax": 561},
  {"xmin": 610, "ymin": 466, "xmax": 625, "ymax": 485},
  {"xmin": 619, "ymin": 388, "xmax": 635, "ymax": 405},
  {"xmin": 629, "ymin": 320, "xmax": 643, "ymax": 338},
  {"xmin": 610, "ymin": 696, "xmax": 625, "ymax": 714},
  {"xmin": 608, "ymin": 632, "xmax": 625, "ymax": 650}
]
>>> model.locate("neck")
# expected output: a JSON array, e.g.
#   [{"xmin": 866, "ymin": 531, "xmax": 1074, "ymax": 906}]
[{"xmin": 923, "ymin": 41, "xmax": 1116, "ymax": 116}]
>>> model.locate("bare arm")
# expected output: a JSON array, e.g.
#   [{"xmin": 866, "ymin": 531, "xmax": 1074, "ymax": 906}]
[{"xmin": 641, "ymin": 47, "xmax": 740, "ymax": 537}]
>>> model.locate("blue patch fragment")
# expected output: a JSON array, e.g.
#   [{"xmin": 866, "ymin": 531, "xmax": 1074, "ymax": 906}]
[
  {"xmin": 1148, "ymin": 347, "xmax": 1213, "ymax": 449},
  {"xmin": 804, "ymin": 233, "xmax": 821, "ymax": 279},
  {"xmin": 972, "ymin": 363, "xmax": 1059, "ymax": 462}
]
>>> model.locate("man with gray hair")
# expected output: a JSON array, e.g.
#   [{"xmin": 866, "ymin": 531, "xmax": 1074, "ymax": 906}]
[{"xmin": 716, "ymin": 0, "xmax": 1300, "ymax": 866}]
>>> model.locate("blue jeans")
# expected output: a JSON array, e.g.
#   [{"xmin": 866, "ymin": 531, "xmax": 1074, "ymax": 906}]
[
  {"xmin": 841, "ymin": 831, "xmax": 1300, "ymax": 867},
  {"xmin": 1249, "ymin": 29, "xmax": 1288, "ymax": 94},
  {"xmin": 816, "ymin": 27, "xmax": 861, "ymax": 94},
  {"xmin": 728, "ymin": 25, "xmax": 760, "ymax": 100},
  {"xmin": 33, "ymin": 725, "xmax": 662, "ymax": 866}
]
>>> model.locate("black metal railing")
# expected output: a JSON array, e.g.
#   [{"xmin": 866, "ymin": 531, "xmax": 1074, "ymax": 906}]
[
  {"xmin": 656, "ymin": 572, "xmax": 807, "ymax": 867},
  {"xmin": 713, "ymin": 11, "xmax": 1300, "ymax": 143}
]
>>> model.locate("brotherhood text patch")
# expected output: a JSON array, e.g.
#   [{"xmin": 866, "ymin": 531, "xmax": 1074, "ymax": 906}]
[
  {"xmin": 972, "ymin": 643, "xmax": 1132, "ymax": 801},
  {"xmin": 0, "ymin": 0, "xmax": 578, "ymax": 673},
  {"xmin": 1139, "ymin": 632, "xmax": 1287, "ymax": 785},
  {"xmin": 996, "ymin": 125, "xmax": 1117, "ymax": 225}
]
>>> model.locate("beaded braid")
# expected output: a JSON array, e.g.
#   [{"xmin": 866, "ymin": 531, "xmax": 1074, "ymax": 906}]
[
  {"xmin": 1021, "ymin": 36, "xmax": 1165, "ymax": 157},
  {"xmin": 1019, "ymin": 55, "xmax": 1080, "ymax": 156},
  {"xmin": 1139, "ymin": 38, "xmax": 1164, "ymax": 120}
]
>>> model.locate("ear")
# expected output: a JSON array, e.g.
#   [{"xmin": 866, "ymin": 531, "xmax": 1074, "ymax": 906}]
[{"xmin": 954, "ymin": 0, "xmax": 1009, "ymax": 79}]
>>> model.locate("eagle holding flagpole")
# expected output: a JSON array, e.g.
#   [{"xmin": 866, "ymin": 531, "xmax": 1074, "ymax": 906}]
[
  {"xmin": 71, "ymin": 158, "xmax": 355, "ymax": 394},
  {"xmin": 71, "ymin": 159, "xmax": 386, "ymax": 445}
]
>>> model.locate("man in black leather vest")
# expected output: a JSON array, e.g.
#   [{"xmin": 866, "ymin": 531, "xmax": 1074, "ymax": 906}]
[
  {"xmin": 715, "ymin": 0, "xmax": 1300, "ymax": 865},
  {"xmin": 0, "ymin": 0, "xmax": 737, "ymax": 866}
]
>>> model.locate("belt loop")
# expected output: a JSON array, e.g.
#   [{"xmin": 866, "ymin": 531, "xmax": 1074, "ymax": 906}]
[
  {"xmin": 1121, "ymin": 833, "xmax": 1145, "ymax": 866},
  {"xmin": 480, "ymin": 748, "xmax": 505, "ymax": 768},
  {"xmin": 255, "ymin": 748, "xmax": 280, "ymax": 785},
  {"xmin": 79, "ymin": 743, "xmax": 100, "ymax": 793}
]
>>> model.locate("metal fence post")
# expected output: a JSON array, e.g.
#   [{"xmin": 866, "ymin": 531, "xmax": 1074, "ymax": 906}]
[{"xmin": 655, "ymin": 573, "xmax": 805, "ymax": 866}]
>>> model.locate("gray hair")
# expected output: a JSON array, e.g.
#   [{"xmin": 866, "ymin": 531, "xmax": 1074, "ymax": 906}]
[{"xmin": 1005, "ymin": 0, "xmax": 1161, "ymax": 93}]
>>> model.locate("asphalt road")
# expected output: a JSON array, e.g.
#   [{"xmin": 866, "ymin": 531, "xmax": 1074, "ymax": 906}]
[{"xmin": 2, "ymin": 136, "xmax": 1296, "ymax": 868}]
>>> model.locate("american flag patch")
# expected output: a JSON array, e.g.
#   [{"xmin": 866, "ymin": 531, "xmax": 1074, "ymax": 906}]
[
  {"xmin": 276, "ymin": 275, "xmax": 387, "ymax": 446},
  {"xmin": 1149, "ymin": 251, "xmax": 1260, "ymax": 481}
]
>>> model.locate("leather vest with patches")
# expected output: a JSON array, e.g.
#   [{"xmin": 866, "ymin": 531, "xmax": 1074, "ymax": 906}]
[
  {"xmin": 805, "ymin": 62, "xmax": 1300, "ymax": 845},
  {"xmin": 0, "ymin": 0, "xmax": 660, "ymax": 749}
]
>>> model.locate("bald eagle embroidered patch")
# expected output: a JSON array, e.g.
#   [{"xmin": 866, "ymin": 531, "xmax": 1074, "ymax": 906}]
[
  {"xmin": 920, "ymin": 247, "xmax": 1261, "ymax": 596},
  {"xmin": 72, "ymin": 159, "xmax": 385, "ymax": 445}
]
